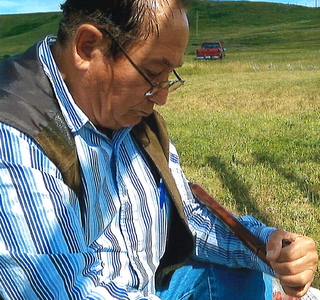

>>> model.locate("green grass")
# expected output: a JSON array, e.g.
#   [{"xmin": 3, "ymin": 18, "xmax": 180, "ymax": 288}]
[
  {"xmin": 0, "ymin": 12, "xmax": 60, "ymax": 57},
  {"xmin": 186, "ymin": 1, "xmax": 320, "ymax": 50},
  {"xmin": 1, "ymin": 0, "xmax": 320, "ymax": 288}
]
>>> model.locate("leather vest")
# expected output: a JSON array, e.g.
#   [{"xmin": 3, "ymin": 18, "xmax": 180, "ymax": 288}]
[{"xmin": 0, "ymin": 42, "xmax": 194, "ymax": 285}]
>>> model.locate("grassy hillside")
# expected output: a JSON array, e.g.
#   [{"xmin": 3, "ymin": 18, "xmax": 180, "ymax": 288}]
[
  {"xmin": 0, "ymin": 12, "xmax": 60, "ymax": 57},
  {"xmin": 0, "ymin": 1, "xmax": 319, "ymax": 57},
  {"xmin": 186, "ymin": 1, "xmax": 320, "ymax": 49}
]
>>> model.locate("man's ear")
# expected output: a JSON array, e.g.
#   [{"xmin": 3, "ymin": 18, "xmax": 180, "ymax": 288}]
[{"xmin": 73, "ymin": 24, "xmax": 104, "ymax": 70}]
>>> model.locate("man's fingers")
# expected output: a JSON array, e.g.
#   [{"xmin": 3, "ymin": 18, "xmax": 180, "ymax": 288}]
[
  {"xmin": 266, "ymin": 230, "xmax": 289, "ymax": 261},
  {"xmin": 268, "ymin": 235, "xmax": 317, "ymax": 263},
  {"xmin": 280, "ymin": 268, "xmax": 315, "ymax": 285},
  {"xmin": 276, "ymin": 236, "xmax": 318, "ymax": 264},
  {"xmin": 281, "ymin": 273, "xmax": 313, "ymax": 298},
  {"xmin": 271, "ymin": 250, "xmax": 318, "ymax": 274},
  {"xmin": 266, "ymin": 231, "xmax": 318, "ymax": 298},
  {"xmin": 273, "ymin": 266, "xmax": 313, "ymax": 297}
]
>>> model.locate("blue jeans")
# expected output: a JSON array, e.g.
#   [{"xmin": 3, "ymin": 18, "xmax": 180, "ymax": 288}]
[{"xmin": 156, "ymin": 261, "xmax": 272, "ymax": 300}]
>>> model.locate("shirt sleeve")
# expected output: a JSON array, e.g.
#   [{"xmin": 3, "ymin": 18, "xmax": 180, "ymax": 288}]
[
  {"xmin": 0, "ymin": 123, "xmax": 159, "ymax": 300},
  {"xmin": 168, "ymin": 140, "xmax": 276, "ymax": 276}
]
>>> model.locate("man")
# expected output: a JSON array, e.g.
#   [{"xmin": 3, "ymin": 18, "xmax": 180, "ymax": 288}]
[{"xmin": 0, "ymin": 0, "xmax": 317, "ymax": 299}]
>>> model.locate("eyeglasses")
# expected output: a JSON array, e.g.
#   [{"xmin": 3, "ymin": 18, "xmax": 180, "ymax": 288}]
[{"xmin": 98, "ymin": 27, "xmax": 185, "ymax": 97}]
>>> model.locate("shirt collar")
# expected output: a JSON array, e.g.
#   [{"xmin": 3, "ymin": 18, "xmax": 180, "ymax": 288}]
[
  {"xmin": 38, "ymin": 36, "xmax": 134, "ymax": 140},
  {"xmin": 38, "ymin": 35, "xmax": 91, "ymax": 133}
]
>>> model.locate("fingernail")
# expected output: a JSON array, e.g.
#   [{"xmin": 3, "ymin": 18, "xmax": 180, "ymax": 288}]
[{"xmin": 267, "ymin": 250, "xmax": 275, "ymax": 258}]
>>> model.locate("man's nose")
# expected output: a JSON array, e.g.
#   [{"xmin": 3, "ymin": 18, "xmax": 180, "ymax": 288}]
[{"xmin": 147, "ymin": 89, "xmax": 169, "ymax": 106}]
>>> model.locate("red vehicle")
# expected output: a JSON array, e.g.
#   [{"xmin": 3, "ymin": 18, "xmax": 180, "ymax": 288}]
[{"xmin": 196, "ymin": 41, "xmax": 225, "ymax": 60}]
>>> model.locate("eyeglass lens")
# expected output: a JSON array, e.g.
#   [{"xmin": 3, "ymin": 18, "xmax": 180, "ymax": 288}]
[{"xmin": 145, "ymin": 76, "xmax": 185, "ymax": 96}]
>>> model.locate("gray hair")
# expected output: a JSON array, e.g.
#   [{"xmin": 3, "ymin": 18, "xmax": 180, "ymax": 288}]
[{"xmin": 57, "ymin": 0, "xmax": 189, "ymax": 57}]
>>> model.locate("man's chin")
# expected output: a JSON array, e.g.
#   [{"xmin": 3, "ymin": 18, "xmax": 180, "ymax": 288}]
[{"xmin": 116, "ymin": 116, "xmax": 143, "ymax": 130}]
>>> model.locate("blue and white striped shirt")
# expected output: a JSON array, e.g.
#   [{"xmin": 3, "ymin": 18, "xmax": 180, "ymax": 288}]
[{"xmin": 0, "ymin": 36, "xmax": 274, "ymax": 299}]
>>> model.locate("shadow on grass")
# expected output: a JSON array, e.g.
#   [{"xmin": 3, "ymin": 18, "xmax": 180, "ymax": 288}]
[
  {"xmin": 206, "ymin": 155, "xmax": 274, "ymax": 226},
  {"xmin": 252, "ymin": 150, "xmax": 320, "ymax": 208},
  {"xmin": 206, "ymin": 152, "xmax": 320, "ymax": 289}
]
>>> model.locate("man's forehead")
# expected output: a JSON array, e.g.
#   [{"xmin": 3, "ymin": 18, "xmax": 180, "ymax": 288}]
[
  {"xmin": 153, "ymin": 0, "xmax": 185, "ymax": 17},
  {"xmin": 153, "ymin": 0, "xmax": 181, "ymax": 8}
]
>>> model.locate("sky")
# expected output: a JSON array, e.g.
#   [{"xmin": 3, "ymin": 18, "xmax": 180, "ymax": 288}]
[
  {"xmin": 0, "ymin": 0, "xmax": 317, "ymax": 15},
  {"xmin": 0, "ymin": 0, "xmax": 62, "ymax": 15}
]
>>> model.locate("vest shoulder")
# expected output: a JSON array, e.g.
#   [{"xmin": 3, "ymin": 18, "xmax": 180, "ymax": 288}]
[{"xmin": 0, "ymin": 42, "xmax": 59, "ymax": 138}]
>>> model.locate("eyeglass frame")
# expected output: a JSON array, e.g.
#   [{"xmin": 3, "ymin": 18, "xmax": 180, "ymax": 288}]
[{"xmin": 97, "ymin": 27, "xmax": 185, "ymax": 97}]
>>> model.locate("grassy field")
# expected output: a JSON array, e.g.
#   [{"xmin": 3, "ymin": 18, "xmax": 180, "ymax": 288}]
[
  {"xmin": 1, "ymin": 0, "xmax": 320, "ymax": 288},
  {"xmin": 160, "ymin": 51, "xmax": 320, "ymax": 231}
]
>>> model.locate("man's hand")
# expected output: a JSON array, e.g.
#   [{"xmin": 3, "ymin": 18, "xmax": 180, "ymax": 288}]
[{"xmin": 266, "ymin": 230, "xmax": 318, "ymax": 298}]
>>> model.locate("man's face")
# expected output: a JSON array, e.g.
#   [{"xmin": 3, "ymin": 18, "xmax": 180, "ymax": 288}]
[{"xmin": 81, "ymin": 7, "xmax": 189, "ymax": 130}]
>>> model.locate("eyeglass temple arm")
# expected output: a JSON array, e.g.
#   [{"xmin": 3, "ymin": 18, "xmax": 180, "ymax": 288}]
[
  {"xmin": 99, "ymin": 27, "xmax": 184, "ymax": 85},
  {"xmin": 98, "ymin": 27, "xmax": 156, "ymax": 88},
  {"xmin": 173, "ymin": 69, "xmax": 184, "ymax": 81}
]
